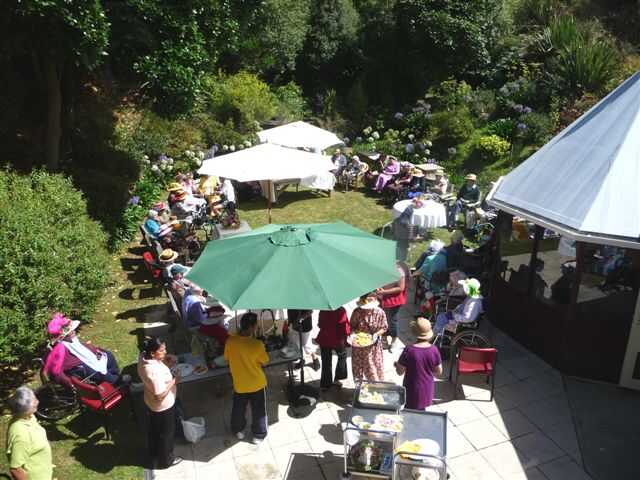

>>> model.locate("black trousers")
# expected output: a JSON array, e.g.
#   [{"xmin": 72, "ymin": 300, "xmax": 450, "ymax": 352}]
[
  {"xmin": 67, "ymin": 350, "xmax": 120, "ymax": 384},
  {"xmin": 147, "ymin": 404, "xmax": 176, "ymax": 469},
  {"xmin": 320, "ymin": 347, "xmax": 348, "ymax": 388},
  {"xmin": 231, "ymin": 388, "xmax": 267, "ymax": 439}
]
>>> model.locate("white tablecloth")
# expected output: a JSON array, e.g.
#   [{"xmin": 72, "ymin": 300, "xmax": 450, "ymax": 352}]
[
  {"xmin": 392, "ymin": 199, "xmax": 447, "ymax": 228},
  {"xmin": 300, "ymin": 171, "xmax": 336, "ymax": 190}
]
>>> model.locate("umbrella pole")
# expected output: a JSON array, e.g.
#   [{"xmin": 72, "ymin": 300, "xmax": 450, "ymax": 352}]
[
  {"xmin": 267, "ymin": 180, "xmax": 272, "ymax": 224},
  {"xmin": 299, "ymin": 328, "xmax": 305, "ymax": 385}
]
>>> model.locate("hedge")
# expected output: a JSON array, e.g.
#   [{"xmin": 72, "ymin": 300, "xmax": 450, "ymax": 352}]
[{"xmin": 0, "ymin": 170, "xmax": 111, "ymax": 364}]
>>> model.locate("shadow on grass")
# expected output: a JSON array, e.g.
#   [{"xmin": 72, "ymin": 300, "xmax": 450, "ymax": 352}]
[{"xmin": 68, "ymin": 405, "xmax": 144, "ymax": 474}]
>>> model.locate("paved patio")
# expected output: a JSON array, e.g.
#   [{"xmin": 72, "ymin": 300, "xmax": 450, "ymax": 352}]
[{"xmin": 145, "ymin": 297, "xmax": 592, "ymax": 480}]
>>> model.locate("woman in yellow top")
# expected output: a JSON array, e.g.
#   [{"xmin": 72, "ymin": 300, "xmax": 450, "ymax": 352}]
[
  {"xmin": 224, "ymin": 313, "xmax": 269, "ymax": 444},
  {"xmin": 198, "ymin": 175, "xmax": 220, "ymax": 209},
  {"xmin": 6, "ymin": 386, "xmax": 52, "ymax": 480}
]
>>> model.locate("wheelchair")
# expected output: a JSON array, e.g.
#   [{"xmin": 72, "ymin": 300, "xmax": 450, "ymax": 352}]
[
  {"xmin": 33, "ymin": 358, "xmax": 80, "ymax": 421},
  {"xmin": 430, "ymin": 292, "xmax": 491, "ymax": 371}
]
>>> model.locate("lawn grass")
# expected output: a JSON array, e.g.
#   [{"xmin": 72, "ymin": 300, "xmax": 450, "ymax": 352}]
[{"xmin": 0, "ymin": 185, "xmax": 453, "ymax": 479}]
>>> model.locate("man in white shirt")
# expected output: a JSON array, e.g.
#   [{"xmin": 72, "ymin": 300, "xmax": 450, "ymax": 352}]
[
  {"xmin": 221, "ymin": 178, "xmax": 236, "ymax": 212},
  {"xmin": 331, "ymin": 149, "xmax": 348, "ymax": 176}
]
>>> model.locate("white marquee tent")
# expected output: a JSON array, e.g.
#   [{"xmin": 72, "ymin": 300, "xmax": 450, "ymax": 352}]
[
  {"xmin": 257, "ymin": 121, "xmax": 343, "ymax": 152},
  {"xmin": 487, "ymin": 71, "xmax": 640, "ymax": 249},
  {"xmin": 197, "ymin": 142, "xmax": 334, "ymax": 182}
]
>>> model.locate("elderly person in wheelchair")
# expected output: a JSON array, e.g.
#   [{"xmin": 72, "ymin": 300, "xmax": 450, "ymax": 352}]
[
  {"xmin": 447, "ymin": 173, "xmax": 481, "ymax": 229},
  {"xmin": 433, "ymin": 278, "xmax": 483, "ymax": 336},
  {"xmin": 43, "ymin": 313, "xmax": 129, "ymax": 389}
]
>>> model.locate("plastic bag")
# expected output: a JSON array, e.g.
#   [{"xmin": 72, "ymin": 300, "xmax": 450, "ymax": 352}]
[{"xmin": 182, "ymin": 416, "xmax": 206, "ymax": 444}]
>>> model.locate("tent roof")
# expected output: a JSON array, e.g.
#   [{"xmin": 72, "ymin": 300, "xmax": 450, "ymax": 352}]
[
  {"xmin": 197, "ymin": 143, "xmax": 334, "ymax": 182},
  {"xmin": 257, "ymin": 121, "xmax": 343, "ymax": 151},
  {"xmin": 488, "ymin": 71, "xmax": 640, "ymax": 248}
]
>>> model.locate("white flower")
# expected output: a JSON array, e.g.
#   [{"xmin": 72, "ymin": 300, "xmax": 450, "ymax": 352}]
[
  {"xmin": 238, "ymin": 144, "xmax": 244, "ymax": 150},
  {"xmin": 425, "ymin": 140, "xmax": 433, "ymax": 147},
  {"xmin": 424, "ymin": 149, "xmax": 430, "ymax": 155},
  {"xmin": 355, "ymin": 136, "xmax": 363, "ymax": 143},
  {"xmin": 421, "ymin": 157, "xmax": 427, "ymax": 162},
  {"xmin": 142, "ymin": 158, "xmax": 151, "ymax": 165},
  {"xmin": 408, "ymin": 134, "xmax": 415, "ymax": 141},
  {"xmin": 150, "ymin": 164, "xmax": 159, "ymax": 172},
  {"xmin": 372, "ymin": 131, "xmax": 380, "ymax": 140},
  {"xmin": 195, "ymin": 159, "xmax": 202, "ymax": 167},
  {"xmin": 198, "ymin": 151, "xmax": 205, "ymax": 159},
  {"xmin": 168, "ymin": 158, "xmax": 174, "ymax": 165},
  {"xmin": 222, "ymin": 145, "xmax": 229, "ymax": 152},
  {"xmin": 142, "ymin": 154, "xmax": 149, "ymax": 161},
  {"xmin": 229, "ymin": 145, "xmax": 236, "ymax": 151},
  {"xmin": 244, "ymin": 140, "xmax": 251, "ymax": 148},
  {"xmin": 185, "ymin": 150, "xmax": 193, "ymax": 158},
  {"xmin": 166, "ymin": 165, "xmax": 173, "ymax": 172},
  {"xmin": 367, "ymin": 136, "xmax": 374, "ymax": 143}
]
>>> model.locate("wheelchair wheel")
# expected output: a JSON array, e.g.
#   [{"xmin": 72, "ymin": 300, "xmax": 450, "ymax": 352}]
[
  {"xmin": 450, "ymin": 330, "xmax": 491, "ymax": 349},
  {"xmin": 35, "ymin": 383, "xmax": 78, "ymax": 421}
]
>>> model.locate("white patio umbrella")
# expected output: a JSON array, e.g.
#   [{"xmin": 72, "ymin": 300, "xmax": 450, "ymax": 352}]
[
  {"xmin": 197, "ymin": 143, "xmax": 334, "ymax": 222},
  {"xmin": 257, "ymin": 121, "xmax": 343, "ymax": 152}
]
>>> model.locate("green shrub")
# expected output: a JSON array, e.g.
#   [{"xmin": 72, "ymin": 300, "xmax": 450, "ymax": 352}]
[
  {"xmin": 0, "ymin": 170, "xmax": 111, "ymax": 364},
  {"xmin": 476, "ymin": 134, "xmax": 511, "ymax": 162},
  {"xmin": 518, "ymin": 112, "xmax": 555, "ymax": 145},
  {"xmin": 487, "ymin": 118, "xmax": 517, "ymax": 140},
  {"xmin": 430, "ymin": 107, "xmax": 475, "ymax": 145},
  {"xmin": 203, "ymin": 72, "xmax": 278, "ymax": 133}
]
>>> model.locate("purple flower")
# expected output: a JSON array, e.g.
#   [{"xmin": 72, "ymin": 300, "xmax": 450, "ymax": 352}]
[
  {"xmin": 514, "ymin": 104, "xmax": 524, "ymax": 113},
  {"xmin": 404, "ymin": 144, "xmax": 415, "ymax": 154},
  {"xmin": 517, "ymin": 123, "xmax": 528, "ymax": 131},
  {"xmin": 523, "ymin": 106, "xmax": 533, "ymax": 114},
  {"xmin": 128, "ymin": 196, "xmax": 140, "ymax": 206},
  {"xmin": 158, "ymin": 154, "xmax": 168, "ymax": 162},
  {"xmin": 394, "ymin": 112, "xmax": 404, "ymax": 120}
]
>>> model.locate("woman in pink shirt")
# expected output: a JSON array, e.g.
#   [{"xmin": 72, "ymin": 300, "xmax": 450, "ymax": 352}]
[{"xmin": 137, "ymin": 337, "xmax": 182, "ymax": 470}]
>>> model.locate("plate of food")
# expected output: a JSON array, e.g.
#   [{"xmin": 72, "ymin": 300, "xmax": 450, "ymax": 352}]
[
  {"xmin": 374, "ymin": 414, "xmax": 404, "ymax": 433},
  {"xmin": 396, "ymin": 439, "xmax": 441, "ymax": 461},
  {"xmin": 351, "ymin": 332, "xmax": 375, "ymax": 348},
  {"xmin": 193, "ymin": 364, "xmax": 209, "ymax": 376},
  {"xmin": 172, "ymin": 363, "xmax": 194, "ymax": 377}
]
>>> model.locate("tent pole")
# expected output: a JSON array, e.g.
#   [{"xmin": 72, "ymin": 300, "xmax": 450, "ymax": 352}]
[{"xmin": 267, "ymin": 180, "xmax": 272, "ymax": 224}]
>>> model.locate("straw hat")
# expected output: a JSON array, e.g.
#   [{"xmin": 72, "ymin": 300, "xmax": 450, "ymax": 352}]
[
  {"xmin": 47, "ymin": 313, "xmax": 80, "ymax": 339},
  {"xmin": 412, "ymin": 317, "xmax": 434, "ymax": 341},
  {"xmin": 167, "ymin": 182, "xmax": 183, "ymax": 192},
  {"xmin": 174, "ymin": 190, "xmax": 188, "ymax": 201},
  {"xmin": 435, "ymin": 169, "xmax": 444, "ymax": 176},
  {"xmin": 459, "ymin": 278, "xmax": 481, "ymax": 298},
  {"xmin": 464, "ymin": 173, "xmax": 477, "ymax": 181},
  {"xmin": 159, "ymin": 249, "xmax": 179, "ymax": 263},
  {"xmin": 411, "ymin": 168, "xmax": 425, "ymax": 178}
]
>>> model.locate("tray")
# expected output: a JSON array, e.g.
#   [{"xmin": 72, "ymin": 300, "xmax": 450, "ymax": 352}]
[{"xmin": 354, "ymin": 381, "xmax": 406, "ymax": 411}]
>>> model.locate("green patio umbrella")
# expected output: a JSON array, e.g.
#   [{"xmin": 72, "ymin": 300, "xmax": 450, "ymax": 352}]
[{"xmin": 185, "ymin": 221, "xmax": 400, "ymax": 310}]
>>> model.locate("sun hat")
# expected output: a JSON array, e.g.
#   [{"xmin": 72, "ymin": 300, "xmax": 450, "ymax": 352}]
[
  {"xmin": 435, "ymin": 169, "xmax": 444, "ymax": 176},
  {"xmin": 169, "ymin": 264, "xmax": 189, "ymax": 276},
  {"xmin": 412, "ymin": 317, "xmax": 434, "ymax": 341},
  {"xmin": 159, "ymin": 249, "xmax": 179, "ymax": 263},
  {"xmin": 459, "ymin": 278, "xmax": 481, "ymax": 298},
  {"xmin": 167, "ymin": 182, "xmax": 183, "ymax": 192},
  {"xmin": 427, "ymin": 239, "xmax": 445, "ymax": 255},
  {"xmin": 351, "ymin": 155, "xmax": 360, "ymax": 161},
  {"xmin": 464, "ymin": 173, "xmax": 477, "ymax": 181},
  {"xmin": 174, "ymin": 190, "xmax": 188, "ymax": 201},
  {"xmin": 147, "ymin": 209, "xmax": 158, "ymax": 219},
  {"xmin": 47, "ymin": 313, "xmax": 80, "ymax": 338},
  {"xmin": 411, "ymin": 168, "xmax": 425, "ymax": 178}
]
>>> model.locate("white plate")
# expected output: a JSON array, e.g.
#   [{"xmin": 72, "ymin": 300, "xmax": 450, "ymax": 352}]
[
  {"xmin": 400, "ymin": 438, "xmax": 441, "ymax": 461},
  {"xmin": 173, "ymin": 363, "xmax": 195, "ymax": 377},
  {"xmin": 192, "ymin": 365, "xmax": 209, "ymax": 376}
]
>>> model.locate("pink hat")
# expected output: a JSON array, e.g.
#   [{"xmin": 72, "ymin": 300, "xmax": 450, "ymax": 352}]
[{"xmin": 47, "ymin": 313, "xmax": 80, "ymax": 338}]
